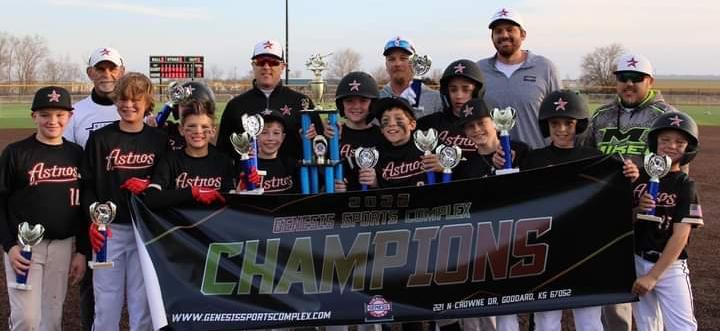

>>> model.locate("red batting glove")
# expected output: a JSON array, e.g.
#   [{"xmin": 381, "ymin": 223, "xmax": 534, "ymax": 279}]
[
  {"xmin": 120, "ymin": 177, "xmax": 150, "ymax": 195},
  {"xmin": 247, "ymin": 167, "xmax": 261, "ymax": 186},
  {"xmin": 89, "ymin": 224, "xmax": 112, "ymax": 253},
  {"xmin": 192, "ymin": 186, "xmax": 226, "ymax": 205}
]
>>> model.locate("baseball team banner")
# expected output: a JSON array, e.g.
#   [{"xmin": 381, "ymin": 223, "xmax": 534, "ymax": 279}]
[{"xmin": 131, "ymin": 156, "xmax": 638, "ymax": 330}]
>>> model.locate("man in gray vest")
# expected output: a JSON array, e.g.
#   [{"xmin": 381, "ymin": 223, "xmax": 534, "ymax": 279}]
[{"xmin": 477, "ymin": 8, "xmax": 561, "ymax": 150}]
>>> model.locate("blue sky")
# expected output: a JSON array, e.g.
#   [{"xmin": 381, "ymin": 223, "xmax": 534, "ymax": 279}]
[{"xmin": 2, "ymin": 0, "xmax": 719, "ymax": 80}]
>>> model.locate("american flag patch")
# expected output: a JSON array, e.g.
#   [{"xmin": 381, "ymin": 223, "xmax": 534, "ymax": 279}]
[{"xmin": 690, "ymin": 204, "xmax": 703, "ymax": 218}]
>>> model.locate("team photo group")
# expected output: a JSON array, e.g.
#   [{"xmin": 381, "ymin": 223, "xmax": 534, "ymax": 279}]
[{"xmin": 0, "ymin": 6, "xmax": 704, "ymax": 331}]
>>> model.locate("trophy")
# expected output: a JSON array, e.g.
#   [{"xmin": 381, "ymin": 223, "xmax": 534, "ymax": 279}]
[
  {"xmin": 299, "ymin": 98, "xmax": 314, "ymax": 194},
  {"xmin": 491, "ymin": 107, "xmax": 519, "ymax": 175},
  {"xmin": 305, "ymin": 53, "xmax": 332, "ymax": 103},
  {"xmin": 636, "ymin": 153, "xmax": 672, "ymax": 223},
  {"xmin": 241, "ymin": 113, "xmax": 264, "ymax": 191},
  {"xmin": 436, "ymin": 144, "xmax": 463, "ymax": 183},
  {"xmin": 414, "ymin": 128, "xmax": 438, "ymax": 184},
  {"xmin": 9, "ymin": 222, "xmax": 45, "ymax": 290},
  {"xmin": 409, "ymin": 53, "xmax": 432, "ymax": 113},
  {"xmin": 88, "ymin": 202, "xmax": 116, "ymax": 269},
  {"xmin": 354, "ymin": 147, "xmax": 379, "ymax": 191},
  {"xmin": 313, "ymin": 135, "xmax": 335, "ymax": 193}
]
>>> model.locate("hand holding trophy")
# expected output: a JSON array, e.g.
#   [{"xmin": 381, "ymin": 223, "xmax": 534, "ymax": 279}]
[
  {"xmin": 491, "ymin": 107, "xmax": 519, "ymax": 175},
  {"xmin": 436, "ymin": 144, "xmax": 463, "ymax": 183},
  {"xmin": 9, "ymin": 222, "xmax": 45, "ymax": 290},
  {"xmin": 414, "ymin": 128, "xmax": 439, "ymax": 184},
  {"xmin": 354, "ymin": 147, "xmax": 379, "ymax": 191},
  {"xmin": 88, "ymin": 201, "xmax": 117, "ymax": 269},
  {"xmin": 636, "ymin": 153, "xmax": 672, "ymax": 223}
]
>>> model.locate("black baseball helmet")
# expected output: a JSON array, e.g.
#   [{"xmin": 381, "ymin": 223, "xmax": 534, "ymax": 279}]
[
  {"xmin": 647, "ymin": 112, "xmax": 699, "ymax": 165},
  {"xmin": 335, "ymin": 71, "xmax": 379, "ymax": 117},
  {"xmin": 538, "ymin": 90, "xmax": 589, "ymax": 138},
  {"xmin": 439, "ymin": 59, "xmax": 485, "ymax": 111},
  {"xmin": 172, "ymin": 81, "xmax": 216, "ymax": 120},
  {"xmin": 456, "ymin": 98, "xmax": 492, "ymax": 128}
]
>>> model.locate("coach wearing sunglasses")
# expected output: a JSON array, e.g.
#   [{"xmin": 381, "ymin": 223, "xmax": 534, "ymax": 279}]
[
  {"xmin": 586, "ymin": 53, "xmax": 678, "ymax": 170},
  {"xmin": 217, "ymin": 39, "xmax": 322, "ymax": 161}
]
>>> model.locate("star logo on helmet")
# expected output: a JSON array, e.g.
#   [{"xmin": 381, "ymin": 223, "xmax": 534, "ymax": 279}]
[
  {"xmin": 626, "ymin": 57, "xmax": 639, "ymax": 68},
  {"xmin": 349, "ymin": 80, "xmax": 361, "ymax": 91},
  {"xmin": 463, "ymin": 105, "xmax": 474, "ymax": 117},
  {"xmin": 553, "ymin": 97, "xmax": 568, "ymax": 111},
  {"xmin": 263, "ymin": 41, "xmax": 274, "ymax": 49},
  {"xmin": 280, "ymin": 105, "xmax": 292, "ymax": 116},
  {"xmin": 47, "ymin": 90, "xmax": 61, "ymax": 102},
  {"xmin": 668, "ymin": 114, "xmax": 684, "ymax": 127},
  {"xmin": 100, "ymin": 48, "xmax": 111, "ymax": 56},
  {"xmin": 453, "ymin": 63, "xmax": 466, "ymax": 74},
  {"xmin": 261, "ymin": 109, "xmax": 273, "ymax": 116},
  {"xmin": 498, "ymin": 8, "xmax": 510, "ymax": 17}
]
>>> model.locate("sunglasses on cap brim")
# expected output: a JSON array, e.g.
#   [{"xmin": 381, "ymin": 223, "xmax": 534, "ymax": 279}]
[{"xmin": 616, "ymin": 72, "xmax": 647, "ymax": 83}]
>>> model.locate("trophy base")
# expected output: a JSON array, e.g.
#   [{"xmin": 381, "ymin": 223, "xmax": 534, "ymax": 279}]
[
  {"xmin": 236, "ymin": 188, "xmax": 264, "ymax": 195},
  {"xmin": 88, "ymin": 261, "xmax": 115, "ymax": 269},
  {"xmin": 636, "ymin": 214, "xmax": 663, "ymax": 223},
  {"xmin": 8, "ymin": 283, "xmax": 31, "ymax": 291},
  {"xmin": 495, "ymin": 168, "xmax": 520, "ymax": 176}
]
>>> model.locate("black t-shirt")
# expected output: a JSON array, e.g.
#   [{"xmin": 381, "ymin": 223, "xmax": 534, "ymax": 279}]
[
  {"xmin": 416, "ymin": 111, "xmax": 476, "ymax": 153},
  {"xmin": 259, "ymin": 157, "xmax": 299, "ymax": 194},
  {"xmin": 376, "ymin": 140, "xmax": 426, "ymax": 188},
  {"xmin": 340, "ymin": 124, "xmax": 384, "ymax": 191},
  {"xmin": 0, "ymin": 135, "xmax": 88, "ymax": 254},
  {"xmin": 521, "ymin": 144, "xmax": 601, "ymax": 170},
  {"xmin": 633, "ymin": 171, "xmax": 702, "ymax": 259},
  {"xmin": 454, "ymin": 140, "xmax": 529, "ymax": 179}
]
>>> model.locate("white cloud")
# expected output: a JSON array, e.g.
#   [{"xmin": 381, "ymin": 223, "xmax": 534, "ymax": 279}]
[{"xmin": 48, "ymin": 0, "xmax": 210, "ymax": 20}]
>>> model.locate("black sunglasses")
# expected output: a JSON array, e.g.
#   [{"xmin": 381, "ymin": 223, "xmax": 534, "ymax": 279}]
[{"xmin": 616, "ymin": 72, "xmax": 647, "ymax": 83}]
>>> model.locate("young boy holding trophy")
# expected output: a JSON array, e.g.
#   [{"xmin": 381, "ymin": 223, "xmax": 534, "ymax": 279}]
[
  {"xmin": 81, "ymin": 73, "xmax": 168, "ymax": 330},
  {"xmin": 255, "ymin": 109, "xmax": 301, "ymax": 194},
  {"xmin": 0, "ymin": 86, "xmax": 87, "ymax": 330},
  {"xmin": 631, "ymin": 111, "xmax": 702, "ymax": 331}
]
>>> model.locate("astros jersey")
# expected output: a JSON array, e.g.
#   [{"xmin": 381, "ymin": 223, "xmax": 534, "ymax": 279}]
[
  {"xmin": 0, "ymin": 135, "xmax": 87, "ymax": 254},
  {"xmin": 340, "ymin": 124, "xmax": 383, "ymax": 191},
  {"xmin": 151, "ymin": 147, "xmax": 235, "ymax": 192},
  {"xmin": 376, "ymin": 141, "xmax": 426, "ymax": 188},
  {"xmin": 82, "ymin": 122, "xmax": 168, "ymax": 224},
  {"xmin": 416, "ymin": 111, "xmax": 477, "ymax": 153},
  {"xmin": 258, "ymin": 157, "xmax": 299, "ymax": 194}
]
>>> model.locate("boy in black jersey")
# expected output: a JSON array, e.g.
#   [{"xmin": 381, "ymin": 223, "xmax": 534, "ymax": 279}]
[
  {"xmin": 360, "ymin": 97, "xmax": 441, "ymax": 188},
  {"xmin": 631, "ymin": 111, "xmax": 702, "ymax": 330},
  {"xmin": 254, "ymin": 109, "xmax": 300, "ymax": 194},
  {"xmin": 453, "ymin": 98, "xmax": 529, "ymax": 179},
  {"xmin": 1, "ymin": 87, "xmax": 87, "ymax": 330},
  {"xmin": 82, "ymin": 73, "xmax": 168, "ymax": 331},
  {"xmin": 144, "ymin": 81, "xmax": 232, "ymax": 209}
]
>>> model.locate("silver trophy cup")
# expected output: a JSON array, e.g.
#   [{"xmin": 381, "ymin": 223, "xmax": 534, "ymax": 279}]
[
  {"xmin": 229, "ymin": 132, "xmax": 253, "ymax": 160},
  {"xmin": 413, "ymin": 129, "xmax": 439, "ymax": 156},
  {"xmin": 436, "ymin": 144, "xmax": 463, "ymax": 174},
  {"xmin": 88, "ymin": 201, "xmax": 117, "ymax": 269},
  {"xmin": 10, "ymin": 222, "xmax": 45, "ymax": 290}
]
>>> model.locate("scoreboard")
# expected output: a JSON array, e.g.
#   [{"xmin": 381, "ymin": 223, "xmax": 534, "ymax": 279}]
[{"xmin": 149, "ymin": 56, "xmax": 204, "ymax": 79}]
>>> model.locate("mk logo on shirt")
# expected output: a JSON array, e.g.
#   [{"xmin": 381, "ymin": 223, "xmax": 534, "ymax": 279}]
[
  {"xmin": 382, "ymin": 161, "xmax": 424, "ymax": 180},
  {"xmin": 263, "ymin": 176, "xmax": 293, "ymax": 193},
  {"xmin": 175, "ymin": 172, "xmax": 222, "ymax": 189},
  {"xmin": 105, "ymin": 149, "xmax": 155, "ymax": 171},
  {"xmin": 27, "ymin": 163, "xmax": 79, "ymax": 186}
]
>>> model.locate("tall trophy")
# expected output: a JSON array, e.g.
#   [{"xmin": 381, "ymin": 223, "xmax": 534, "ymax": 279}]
[
  {"xmin": 436, "ymin": 144, "xmax": 462, "ymax": 183},
  {"xmin": 354, "ymin": 147, "xmax": 379, "ymax": 191},
  {"xmin": 414, "ymin": 128, "xmax": 439, "ymax": 184},
  {"xmin": 299, "ymin": 98, "xmax": 313, "ymax": 194},
  {"xmin": 305, "ymin": 53, "xmax": 332, "ymax": 103},
  {"xmin": 9, "ymin": 222, "xmax": 45, "ymax": 290},
  {"xmin": 88, "ymin": 202, "xmax": 116, "ymax": 269},
  {"xmin": 241, "ymin": 113, "xmax": 264, "ymax": 191},
  {"xmin": 492, "ymin": 107, "xmax": 519, "ymax": 175},
  {"xmin": 230, "ymin": 132, "xmax": 263, "ymax": 194},
  {"xmin": 636, "ymin": 153, "xmax": 672, "ymax": 222}
]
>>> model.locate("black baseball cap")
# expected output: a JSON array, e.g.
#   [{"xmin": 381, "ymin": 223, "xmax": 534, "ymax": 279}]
[
  {"xmin": 260, "ymin": 109, "xmax": 287, "ymax": 131},
  {"xmin": 371, "ymin": 97, "xmax": 416, "ymax": 122},
  {"xmin": 31, "ymin": 86, "xmax": 73, "ymax": 112},
  {"xmin": 456, "ymin": 98, "xmax": 491, "ymax": 127}
]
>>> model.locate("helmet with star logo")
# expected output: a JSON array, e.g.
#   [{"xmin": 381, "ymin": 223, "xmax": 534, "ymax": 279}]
[
  {"xmin": 335, "ymin": 71, "xmax": 379, "ymax": 118},
  {"xmin": 538, "ymin": 90, "xmax": 589, "ymax": 138},
  {"xmin": 173, "ymin": 81, "xmax": 217, "ymax": 120},
  {"xmin": 456, "ymin": 98, "xmax": 492, "ymax": 128},
  {"xmin": 614, "ymin": 53, "xmax": 654, "ymax": 78},
  {"xmin": 439, "ymin": 59, "xmax": 485, "ymax": 111},
  {"xmin": 647, "ymin": 111, "xmax": 699, "ymax": 165}
]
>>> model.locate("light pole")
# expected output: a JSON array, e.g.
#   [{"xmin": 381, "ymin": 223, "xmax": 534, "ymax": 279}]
[{"xmin": 285, "ymin": 0, "xmax": 289, "ymax": 85}]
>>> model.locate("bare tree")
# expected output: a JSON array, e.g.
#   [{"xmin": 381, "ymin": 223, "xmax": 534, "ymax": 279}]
[
  {"xmin": 580, "ymin": 43, "xmax": 624, "ymax": 87},
  {"xmin": 42, "ymin": 54, "xmax": 82, "ymax": 82},
  {"xmin": 370, "ymin": 64, "xmax": 389, "ymax": 86},
  {"xmin": 12, "ymin": 34, "xmax": 48, "ymax": 85},
  {"xmin": 208, "ymin": 64, "xmax": 224, "ymax": 81},
  {"xmin": 0, "ymin": 32, "xmax": 13, "ymax": 81},
  {"xmin": 427, "ymin": 68, "xmax": 443, "ymax": 85},
  {"xmin": 326, "ymin": 48, "xmax": 361, "ymax": 80}
]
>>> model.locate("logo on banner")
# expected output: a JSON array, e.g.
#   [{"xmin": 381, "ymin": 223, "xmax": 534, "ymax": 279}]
[{"xmin": 365, "ymin": 295, "xmax": 393, "ymax": 321}]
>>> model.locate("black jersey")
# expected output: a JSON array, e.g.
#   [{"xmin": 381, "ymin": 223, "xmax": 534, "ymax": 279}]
[
  {"xmin": 416, "ymin": 112, "xmax": 476, "ymax": 152},
  {"xmin": 376, "ymin": 140, "xmax": 426, "ymax": 188},
  {"xmin": 164, "ymin": 121, "xmax": 186, "ymax": 152},
  {"xmin": 522, "ymin": 144, "xmax": 601, "ymax": 170},
  {"xmin": 454, "ymin": 140, "xmax": 529, "ymax": 179},
  {"xmin": 340, "ymin": 124, "xmax": 384, "ymax": 191},
  {"xmin": 216, "ymin": 83, "xmax": 323, "ymax": 161},
  {"xmin": 82, "ymin": 122, "xmax": 168, "ymax": 224},
  {"xmin": 633, "ymin": 171, "xmax": 703, "ymax": 260},
  {"xmin": 258, "ymin": 157, "xmax": 299, "ymax": 194},
  {"xmin": 0, "ymin": 135, "xmax": 88, "ymax": 254}
]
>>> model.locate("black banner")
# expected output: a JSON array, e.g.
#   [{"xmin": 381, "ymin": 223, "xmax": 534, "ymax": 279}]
[{"xmin": 131, "ymin": 156, "xmax": 637, "ymax": 330}]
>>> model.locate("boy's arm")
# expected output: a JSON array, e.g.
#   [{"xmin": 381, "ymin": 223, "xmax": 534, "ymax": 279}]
[{"xmin": 632, "ymin": 223, "xmax": 691, "ymax": 295}]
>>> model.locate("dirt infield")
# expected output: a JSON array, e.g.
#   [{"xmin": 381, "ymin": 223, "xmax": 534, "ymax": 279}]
[{"xmin": 0, "ymin": 127, "xmax": 718, "ymax": 330}]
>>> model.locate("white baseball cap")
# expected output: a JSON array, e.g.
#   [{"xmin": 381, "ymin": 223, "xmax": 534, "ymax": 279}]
[
  {"xmin": 88, "ymin": 47, "xmax": 124, "ymax": 67},
  {"xmin": 614, "ymin": 53, "xmax": 654, "ymax": 77},
  {"xmin": 252, "ymin": 40, "xmax": 284, "ymax": 60},
  {"xmin": 488, "ymin": 7, "xmax": 525, "ymax": 29}
]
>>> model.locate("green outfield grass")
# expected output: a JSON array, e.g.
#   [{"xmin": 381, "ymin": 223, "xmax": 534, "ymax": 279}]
[{"xmin": 1, "ymin": 102, "xmax": 719, "ymax": 129}]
